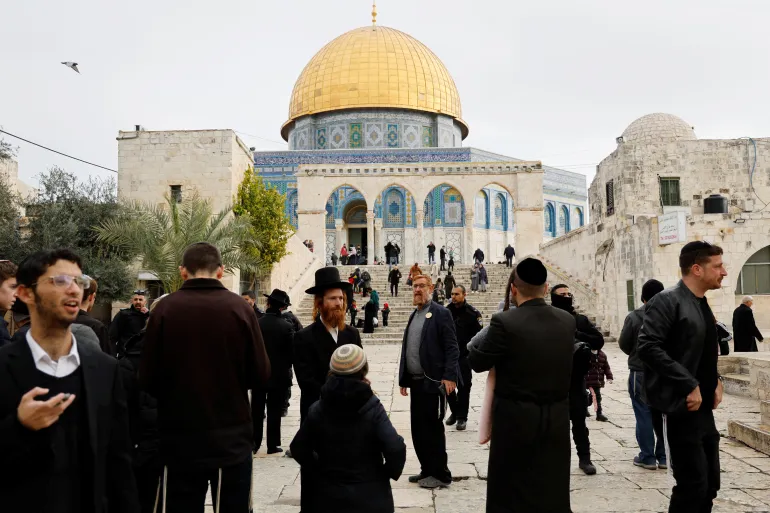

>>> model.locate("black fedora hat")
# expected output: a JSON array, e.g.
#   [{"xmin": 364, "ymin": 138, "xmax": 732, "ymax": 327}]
[
  {"xmin": 305, "ymin": 267, "xmax": 352, "ymax": 295},
  {"xmin": 263, "ymin": 288, "xmax": 291, "ymax": 307}
]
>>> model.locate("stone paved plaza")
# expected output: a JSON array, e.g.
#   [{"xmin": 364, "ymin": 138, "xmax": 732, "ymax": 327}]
[{"xmin": 231, "ymin": 343, "xmax": 770, "ymax": 513}]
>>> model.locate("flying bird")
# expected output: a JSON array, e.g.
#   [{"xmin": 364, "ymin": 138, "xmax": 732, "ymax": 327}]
[{"xmin": 61, "ymin": 62, "xmax": 80, "ymax": 74}]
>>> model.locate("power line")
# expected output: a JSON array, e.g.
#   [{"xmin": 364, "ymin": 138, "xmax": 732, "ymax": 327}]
[
  {"xmin": 0, "ymin": 129, "xmax": 117, "ymax": 173},
  {"xmin": 234, "ymin": 130, "xmax": 286, "ymax": 146}
]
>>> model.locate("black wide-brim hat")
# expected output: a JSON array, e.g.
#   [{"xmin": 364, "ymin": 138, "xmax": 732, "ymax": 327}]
[
  {"xmin": 263, "ymin": 288, "xmax": 291, "ymax": 307},
  {"xmin": 306, "ymin": 267, "xmax": 352, "ymax": 295}
]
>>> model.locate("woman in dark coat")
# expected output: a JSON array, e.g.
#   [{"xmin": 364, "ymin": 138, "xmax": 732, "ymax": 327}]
[
  {"xmin": 733, "ymin": 298, "xmax": 764, "ymax": 352},
  {"xmin": 444, "ymin": 272, "xmax": 456, "ymax": 299},
  {"xmin": 291, "ymin": 345, "xmax": 406, "ymax": 513},
  {"xmin": 363, "ymin": 299, "xmax": 378, "ymax": 333}
]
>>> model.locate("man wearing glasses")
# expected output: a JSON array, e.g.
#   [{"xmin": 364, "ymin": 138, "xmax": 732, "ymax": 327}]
[
  {"xmin": 110, "ymin": 288, "xmax": 149, "ymax": 355},
  {"xmin": 0, "ymin": 248, "xmax": 139, "ymax": 513}
]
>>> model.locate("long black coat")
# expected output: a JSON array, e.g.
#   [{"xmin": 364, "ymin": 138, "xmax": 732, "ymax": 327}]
[
  {"xmin": 468, "ymin": 298, "xmax": 575, "ymax": 513},
  {"xmin": 109, "ymin": 306, "xmax": 148, "ymax": 354},
  {"xmin": 294, "ymin": 320, "xmax": 362, "ymax": 420},
  {"xmin": 291, "ymin": 377, "xmax": 406, "ymax": 513},
  {"xmin": 363, "ymin": 301, "xmax": 378, "ymax": 334},
  {"xmin": 733, "ymin": 304, "xmax": 763, "ymax": 352},
  {"xmin": 258, "ymin": 312, "xmax": 295, "ymax": 388}
]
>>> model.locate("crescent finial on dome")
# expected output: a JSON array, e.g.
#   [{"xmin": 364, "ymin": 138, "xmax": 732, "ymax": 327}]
[{"xmin": 372, "ymin": 2, "xmax": 377, "ymax": 26}]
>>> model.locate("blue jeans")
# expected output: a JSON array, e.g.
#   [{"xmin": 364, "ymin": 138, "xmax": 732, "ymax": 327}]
[{"xmin": 629, "ymin": 370, "xmax": 666, "ymax": 465}]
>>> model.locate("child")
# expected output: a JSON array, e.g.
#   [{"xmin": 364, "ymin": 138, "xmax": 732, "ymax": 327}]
[
  {"xmin": 382, "ymin": 303, "xmax": 390, "ymax": 327},
  {"xmin": 290, "ymin": 345, "xmax": 406, "ymax": 513},
  {"xmin": 448, "ymin": 256, "xmax": 455, "ymax": 272},
  {"xmin": 585, "ymin": 348, "xmax": 613, "ymax": 421},
  {"xmin": 349, "ymin": 300, "xmax": 358, "ymax": 327}
]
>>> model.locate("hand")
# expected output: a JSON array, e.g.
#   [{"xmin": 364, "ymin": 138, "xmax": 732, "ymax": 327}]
[
  {"xmin": 686, "ymin": 385, "xmax": 702, "ymax": 412},
  {"xmin": 400, "ymin": 387, "xmax": 408, "ymax": 397},
  {"xmin": 714, "ymin": 380, "xmax": 723, "ymax": 409},
  {"xmin": 442, "ymin": 380, "xmax": 456, "ymax": 395},
  {"xmin": 140, "ymin": 307, "xmax": 149, "ymax": 314},
  {"xmin": 17, "ymin": 387, "xmax": 76, "ymax": 431}
]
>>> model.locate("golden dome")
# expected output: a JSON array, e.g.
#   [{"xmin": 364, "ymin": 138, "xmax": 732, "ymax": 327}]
[{"xmin": 282, "ymin": 26, "xmax": 467, "ymax": 141}]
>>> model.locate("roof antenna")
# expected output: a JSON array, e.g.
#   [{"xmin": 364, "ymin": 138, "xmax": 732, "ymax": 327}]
[{"xmin": 372, "ymin": 1, "xmax": 377, "ymax": 27}]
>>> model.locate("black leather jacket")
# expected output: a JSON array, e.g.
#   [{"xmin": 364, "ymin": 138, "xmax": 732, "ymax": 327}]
[
  {"xmin": 637, "ymin": 281, "xmax": 714, "ymax": 414},
  {"xmin": 619, "ymin": 306, "xmax": 646, "ymax": 372}
]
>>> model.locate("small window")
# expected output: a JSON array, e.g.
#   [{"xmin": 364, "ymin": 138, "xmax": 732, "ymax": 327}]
[
  {"xmin": 660, "ymin": 178, "xmax": 681, "ymax": 207},
  {"xmin": 626, "ymin": 280, "xmax": 635, "ymax": 311},
  {"xmin": 170, "ymin": 185, "xmax": 182, "ymax": 203},
  {"xmin": 606, "ymin": 180, "xmax": 615, "ymax": 216}
]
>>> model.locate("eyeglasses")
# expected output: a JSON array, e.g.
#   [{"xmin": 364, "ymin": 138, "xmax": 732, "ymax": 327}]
[
  {"xmin": 413, "ymin": 284, "xmax": 430, "ymax": 290},
  {"xmin": 33, "ymin": 274, "xmax": 92, "ymax": 289}
]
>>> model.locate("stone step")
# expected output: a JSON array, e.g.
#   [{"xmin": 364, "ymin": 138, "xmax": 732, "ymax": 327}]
[
  {"xmin": 763, "ymin": 400, "xmax": 770, "ymax": 426},
  {"xmin": 728, "ymin": 418, "xmax": 770, "ymax": 456},
  {"xmin": 723, "ymin": 373, "xmax": 752, "ymax": 397}
]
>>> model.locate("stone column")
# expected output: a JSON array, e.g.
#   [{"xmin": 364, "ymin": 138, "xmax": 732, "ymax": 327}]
[
  {"xmin": 514, "ymin": 170, "xmax": 544, "ymax": 258},
  {"xmin": 416, "ymin": 210, "xmax": 425, "ymax": 264},
  {"xmin": 374, "ymin": 219, "xmax": 383, "ymax": 263},
  {"xmin": 366, "ymin": 211, "xmax": 375, "ymax": 264},
  {"xmin": 335, "ymin": 219, "xmax": 344, "ymax": 254},
  {"xmin": 465, "ymin": 211, "xmax": 475, "ymax": 264},
  {"xmin": 298, "ymin": 209, "xmax": 327, "ymax": 262}
]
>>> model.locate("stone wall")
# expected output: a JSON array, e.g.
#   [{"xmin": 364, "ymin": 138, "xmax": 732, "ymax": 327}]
[{"xmin": 258, "ymin": 234, "xmax": 321, "ymax": 310}]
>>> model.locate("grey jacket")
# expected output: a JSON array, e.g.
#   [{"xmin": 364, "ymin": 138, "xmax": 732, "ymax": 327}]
[
  {"xmin": 72, "ymin": 324, "xmax": 103, "ymax": 353},
  {"xmin": 618, "ymin": 306, "xmax": 646, "ymax": 372}
]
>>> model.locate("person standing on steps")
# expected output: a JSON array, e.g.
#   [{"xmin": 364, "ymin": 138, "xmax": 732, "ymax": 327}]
[
  {"xmin": 447, "ymin": 255, "xmax": 455, "ymax": 272},
  {"xmin": 619, "ymin": 278, "xmax": 667, "ymax": 471},
  {"xmin": 473, "ymin": 248, "xmax": 484, "ymax": 265},
  {"xmin": 638, "ymin": 242, "xmax": 727, "ymax": 512},
  {"xmin": 388, "ymin": 265, "xmax": 402, "ymax": 297},
  {"xmin": 440, "ymin": 246, "xmax": 447, "ymax": 271},
  {"xmin": 384, "ymin": 241, "xmax": 394, "ymax": 268},
  {"xmin": 478, "ymin": 263, "xmax": 488, "ymax": 293},
  {"xmin": 110, "ymin": 289, "xmax": 149, "ymax": 355},
  {"xmin": 446, "ymin": 285, "xmax": 483, "ymax": 431},
  {"xmin": 468, "ymin": 258, "xmax": 575, "ymax": 513},
  {"xmin": 399, "ymin": 274, "xmax": 459, "ymax": 489},
  {"xmin": 348, "ymin": 245, "xmax": 357, "ymax": 266},
  {"xmin": 470, "ymin": 264, "xmax": 479, "ymax": 293},
  {"xmin": 427, "ymin": 242, "xmax": 436, "ymax": 264},
  {"xmin": 503, "ymin": 244, "xmax": 516, "ymax": 268},
  {"xmin": 733, "ymin": 295, "xmax": 764, "ymax": 352},
  {"xmin": 444, "ymin": 271, "xmax": 456, "ymax": 301},
  {"xmin": 340, "ymin": 244, "xmax": 348, "ymax": 266},
  {"xmin": 550, "ymin": 284, "xmax": 605, "ymax": 475}
]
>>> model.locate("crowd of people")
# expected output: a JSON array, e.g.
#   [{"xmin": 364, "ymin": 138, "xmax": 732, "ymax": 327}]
[{"xmin": 0, "ymin": 238, "xmax": 754, "ymax": 513}]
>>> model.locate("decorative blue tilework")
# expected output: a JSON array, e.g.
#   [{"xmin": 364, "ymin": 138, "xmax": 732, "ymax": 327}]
[
  {"xmin": 387, "ymin": 124, "xmax": 399, "ymax": 148},
  {"xmin": 350, "ymin": 124, "xmax": 362, "ymax": 148},
  {"xmin": 422, "ymin": 126, "xmax": 433, "ymax": 147},
  {"xmin": 316, "ymin": 128, "xmax": 327, "ymax": 150},
  {"xmin": 423, "ymin": 195, "xmax": 434, "ymax": 227}
]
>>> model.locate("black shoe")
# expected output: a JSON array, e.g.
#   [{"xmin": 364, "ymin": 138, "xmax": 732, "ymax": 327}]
[
  {"xmin": 596, "ymin": 413, "xmax": 609, "ymax": 422},
  {"xmin": 456, "ymin": 420, "xmax": 467, "ymax": 431},
  {"xmin": 579, "ymin": 460, "xmax": 597, "ymax": 475},
  {"xmin": 408, "ymin": 473, "xmax": 426, "ymax": 483},
  {"xmin": 585, "ymin": 410, "xmax": 591, "ymax": 417},
  {"xmin": 284, "ymin": 449, "xmax": 293, "ymax": 458},
  {"xmin": 281, "ymin": 409, "xmax": 288, "ymax": 417},
  {"xmin": 445, "ymin": 414, "xmax": 456, "ymax": 426},
  {"xmin": 418, "ymin": 476, "xmax": 451, "ymax": 489},
  {"xmin": 267, "ymin": 447, "xmax": 284, "ymax": 455}
]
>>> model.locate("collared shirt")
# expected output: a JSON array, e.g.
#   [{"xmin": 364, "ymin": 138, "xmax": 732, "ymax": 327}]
[
  {"xmin": 406, "ymin": 300, "xmax": 432, "ymax": 375},
  {"xmin": 26, "ymin": 331, "xmax": 81, "ymax": 378},
  {"xmin": 322, "ymin": 319, "xmax": 339, "ymax": 343}
]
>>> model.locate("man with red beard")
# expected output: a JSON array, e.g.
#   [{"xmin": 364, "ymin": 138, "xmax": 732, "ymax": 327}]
[{"xmin": 293, "ymin": 267, "xmax": 363, "ymax": 424}]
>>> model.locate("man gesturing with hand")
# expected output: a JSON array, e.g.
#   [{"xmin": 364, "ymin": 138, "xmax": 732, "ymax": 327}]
[{"xmin": 638, "ymin": 241, "xmax": 727, "ymax": 513}]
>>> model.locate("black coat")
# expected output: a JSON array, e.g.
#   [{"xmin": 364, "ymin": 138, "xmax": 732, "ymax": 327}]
[
  {"xmin": 619, "ymin": 306, "xmax": 646, "ymax": 371},
  {"xmin": 504, "ymin": 245, "xmax": 516, "ymax": 258},
  {"xmin": 290, "ymin": 377, "xmax": 406, "ymax": 513},
  {"xmin": 468, "ymin": 299, "xmax": 575, "ymax": 512},
  {"xmin": 473, "ymin": 249, "xmax": 484, "ymax": 262},
  {"xmin": 733, "ymin": 304, "xmax": 763, "ymax": 352},
  {"xmin": 444, "ymin": 275, "xmax": 456, "ymax": 297},
  {"xmin": 109, "ymin": 306, "xmax": 148, "ymax": 354},
  {"xmin": 398, "ymin": 301, "xmax": 460, "ymax": 391},
  {"xmin": 388, "ymin": 269, "xmax": 402, "ymax": 284},
  {"xmin": 364, "ymin": 301, "xmax": 378, "ymax": 334},
  {"xmin": 448, "ymin": 301, "xmax": 483, "ymax": 357},
  {"xmin": 258, "ymin": 312, "xmax": 295, "ymax": 389},
  {"xmin": 0, "ymin": 338, "xmax": 139, "ymax": 513},
  {"xmin": 0, "ymin": 318, "xmax": 11, "ymax": 348},
  {"xmin": 77, "ymin": 310, "xmax": 112, "ymax": 356},
  {"xmin": 294, "ymin": 321, "xmax": 362, "ymax": 417}
]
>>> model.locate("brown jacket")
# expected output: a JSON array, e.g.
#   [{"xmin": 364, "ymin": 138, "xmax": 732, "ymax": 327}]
[{"xmin": 140, "ymin": 278, "xmax": 270, "ymax": 469}]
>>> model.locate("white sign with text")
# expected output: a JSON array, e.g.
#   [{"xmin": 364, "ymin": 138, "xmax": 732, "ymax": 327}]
[{"xmin": 658, "ymin": 211, "xmax": 687, "ymax": 245}]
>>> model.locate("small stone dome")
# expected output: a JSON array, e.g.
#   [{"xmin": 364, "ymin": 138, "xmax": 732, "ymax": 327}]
[{"xmin": 621, "ymin": 113, "xmax": 696, "ymax": 144}]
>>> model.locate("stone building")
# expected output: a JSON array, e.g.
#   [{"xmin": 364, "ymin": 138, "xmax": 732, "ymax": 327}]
[{"xmin": 540, "ymin": 113, "xmax": 770, "ymax": 336}]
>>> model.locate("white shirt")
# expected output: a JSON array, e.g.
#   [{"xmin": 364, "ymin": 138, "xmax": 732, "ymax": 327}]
[
  {"xmin": 322, "ymin": 319, "xmax": 339, "ymax": 343},
  {"xmin": 26, "ymin": 331, "xmax": 81, "ymax": 378}
]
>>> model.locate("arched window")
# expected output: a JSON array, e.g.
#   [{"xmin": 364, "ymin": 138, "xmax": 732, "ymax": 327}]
[
  {"xmin": 494, "ymin": 194, "xmax": 505, "ymax": 229},
  {"xmin": 576, "ymin": 207, "xmax": 584, "ymax": 227},
  {"xmin": 325, "ymin": 200, "xmax": 334, "ymax": 229},
  {"xmin": 544, "ymin": 203, "xmax": 555, "ymax": 236},
  {"xmin": 475, "ymin": 190, "xmax": 488, "ymax": 228},
  {"xmin": 288, "ymin": 191, "xmax": 299, "ymax": 229},
  {"xmin": 559, "ymin": 205, "xmax": 570, "ymax": 234},
  {"xmin": 423, "ymin": 195, "xmax": 434, "ymax": 227},
  {"xmin": 442, "ymin": 187, "xmax": 463, "ymax": 226},
  {"xmin": 384, "ymin": 188, "xmax": 404, "ymax": 227},
  {"xmin": 737, "ymin": 246, "xmax": 770, "ymax": 294}
]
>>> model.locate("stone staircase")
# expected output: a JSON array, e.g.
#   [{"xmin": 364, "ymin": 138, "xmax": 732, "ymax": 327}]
[
  {"xmin": 719, "ymin": 353, "xmax": 770, "ymax": 455},
  {"xmin": 289, "ymin": 263, "xmax": 613, "ymax": 345}
]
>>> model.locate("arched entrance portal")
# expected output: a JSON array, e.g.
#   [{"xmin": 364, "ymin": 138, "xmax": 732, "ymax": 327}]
[{"xmin": 344, "ymin": 200, "xmax": 368, "ymax": 255}]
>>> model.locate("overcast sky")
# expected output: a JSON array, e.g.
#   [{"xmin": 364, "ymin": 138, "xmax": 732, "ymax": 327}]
[{"xmin": 2, "ymin": 0, "xmax": 769, "ymax": 188}]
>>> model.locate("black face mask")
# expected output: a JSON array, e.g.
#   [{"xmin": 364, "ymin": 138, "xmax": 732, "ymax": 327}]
[{"xmin": 551, "ymin": 294, "xmax": 574, "ymax": 312}]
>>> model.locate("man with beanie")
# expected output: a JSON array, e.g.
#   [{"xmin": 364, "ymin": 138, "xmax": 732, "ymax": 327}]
[
  {"xmin": 619, "ymin": 279, "xmax": 667, "ymax": 470},
  {"xmin": 468, "ymin": 258, "xmax": 575, "ymax": 512},
  {"xmin": 638, "ymin": 242, "xmax": 727, "ymax": 512},
  {"xmin": 551, "ymin": 284, "xmax": 605, "ymax": 475}
]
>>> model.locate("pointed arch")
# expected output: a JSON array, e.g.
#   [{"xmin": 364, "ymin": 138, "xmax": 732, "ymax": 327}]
[{"xmin": 544, "ymin": 203, "xmax": 556, "ymax": 237}]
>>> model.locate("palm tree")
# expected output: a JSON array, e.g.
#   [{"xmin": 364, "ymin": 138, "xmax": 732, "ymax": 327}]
[{"xmin": 95, "ymin": 193, "xmax": 261, "ymax": 293}]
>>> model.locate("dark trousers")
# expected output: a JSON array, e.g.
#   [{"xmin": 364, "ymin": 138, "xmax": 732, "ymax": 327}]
[
  {"xmin": 590, "ymin": 386, "xmax": 603, "ymax": 414},
  {"xmin": 448, "ymin": 263, "xmax": 454, "ymax": 271},
  {"xmin": 391, "ymin": 283, "xmax": 398, "ymax": 296},
  {"xmin": 163, "ymin": 457, "xmax": 252, "ymax": 513},
  {"xmin": 410, "ymin": 385, "xmax": 452, "ymax": 482},
  {"xmin": 447, "ymin": 357, "xmax": 472, "ymax": 421},
  {"xmin": 428, "ymin": 252, "xmax": 435, "ymax": 264},
  {"xmin": 505, "ymin": 256, "xmax": 512, "ymax": 267},
  {"xmin": 629, "ymin": 371, "xmax": 666, "ymax": 465},
  {"xmin": 253, "ymin": 386, "xmax": 287, "ymax": 451},
  {"xmin": 667, "ymin": 409, "xmax": 720, "ymax": 513},
  {"xmin": 440, "ymin": 258, "xmax": 446, "ymax": 271},
  {"xmin": 135, "ymin": 458, "xmax": 163, "ymax": 513},
  {"xmin": 570, "ymin": 395, "xmax": 591, "ymax": 460}
]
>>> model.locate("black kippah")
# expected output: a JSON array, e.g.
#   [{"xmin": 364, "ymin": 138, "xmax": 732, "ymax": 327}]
[
  {"xmin": 515, "ymin": 258, "xmax": 547, "ymax": 286},
  {"xmin": 680, "ymin": 241, "xmax": 711, "ymax": 257}
]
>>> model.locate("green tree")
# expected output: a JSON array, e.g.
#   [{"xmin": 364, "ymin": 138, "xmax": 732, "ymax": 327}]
[
  {"xmin": 95, "ymin": 192, "xmax": 260, "ymax": 293},
  {"xmin": 233, "ymin": 170, "xmax": 294, "ymax": 274}
]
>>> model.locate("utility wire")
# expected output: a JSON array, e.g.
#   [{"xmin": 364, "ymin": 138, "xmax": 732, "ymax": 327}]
[
  {"xmin": 234, "ymin": 130, "xmax": 286, "ymax": 146},
  {"xmin": 0, "ymin": 129, "xmax": 117, "ymax": 173}
]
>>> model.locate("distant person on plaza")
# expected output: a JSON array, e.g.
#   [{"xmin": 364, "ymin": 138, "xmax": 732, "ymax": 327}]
[
  {"xmin": 0, "ymin": 249, "xmax": 139, "ymax": 513},
  {"xmin": 76, "ymin": 276, "xmax": 112, "ymax": 355},
  {"xmin": 468, "ymin": 258, "xmax": 575, "ymax": 512},
  {"xmin": 241, "ymin": 290, "xmax": 265, "ymax": 319},
  {"xmin": 340, "ymin": 244, "xmax": 348, "ymax": 265},
  {"xmin": 348, "ymin": 245, "xmax": 357, "ymax": 266},
  {"xmin": 364, "ymin": 297, "xmax": 378, "ymax": 334},
  {"xmin": 388, "ymin": 265, "xmax": 402, "ymax": 297},
  {"xmin": 444, "ymin": 271, "xmax": 455, "ymax": 300},
  {"xmin": 478, "ymin": 263, "xmax": 488, "ymax": 293},
  {"xmin": 0, "ymin": 259, "xmax": 18, "ymax": 346},
  {"xmin": 110, "ymin": 288, "xmax": 149, "ymax": 355},
  {"xmin": 503, "ymin": 244, "xmax": 516, "ymax": 268},
  {"xmin": 586, "ymin": 348, "xmax": 613, "ymax": 421},
  {"xmin": 294, "ymin": 267, "xmax": 362, "ymax": 424},
  {"xmin": 448, "ymin": 255, "xmax": 455, "ymax": 272},
  {"xmin": 446, "ymin": 285, "xmax": 483, "ymax": 431},
  {"xmin": 733, "ymin": 295, "xmax": 764, "ymax": 352},
  {"xmin": 399, "ymin": 274, "xmax": 459, "ymax": 489},
  {"xmin": 331, "ymin": 253, "xmax": 338, "ymax": 266},
  {"xmin": 427, "ymin": 242, "xmax": 436, "ymax": 264},
  {"xmin": 473, "ymin": 248, "xmax": 484, "ymax": 265},
  {"xmin": 619, "ymin": 278, "xmax": 667, "ymax": 471},
  {"xmin": 551, "ymin": 283, "xmax": 605, "ymax": 475},
  {"xmin": 638, "ymin": 242, "xmax": 727, "ymax": 512},
  {"xmin": 440, "ymin": 246, "xmax": 447, "ymax": 271},
  {"xmin": 384, "ymin": 241, "xmax": 394, "ymax": 266},
  {"xmin": 470, "ymin": 264, "xmax": 480, "ymax": 293},
  {"xmin": 408, "ymin": 263, "xmax": 422, "ymax": 284},
  {"xmin": 382, "ymin": 302, "xmax": 390, "ymax": 327},
  {"xmin": 361, "ymin": 269, "xmax": 372, "ymax": 297},
  {"xmin": 393, "ymin": 243, "xmax": 401, "ymax": 265},
  {"xmin": 291, "ymin": 344, "xmax": 406, "ymax": 513},
  {"xmin": 253, "ymin": 289, "xmax": 295, "ymax": 455},
  {"xmin": 349, "ymin": 299, "xmax": 358, "ymax": 327},
  {"xmin": 141, "ymin": 242, "xmax": 270, "ymax": 513},
  {"xmin": 433, "ymin": 278, "xmax": 446, "ymax": 305}
]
